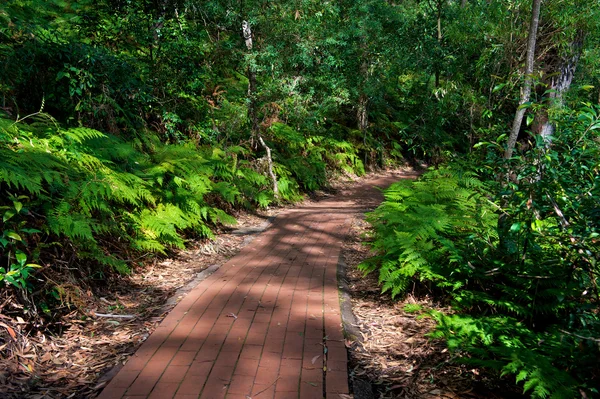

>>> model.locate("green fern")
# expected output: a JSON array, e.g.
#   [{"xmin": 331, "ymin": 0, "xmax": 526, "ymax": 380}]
[
  {"xmin": 360, "ymin": 166, "xmax": 497, "ymax": 299},
  {"xmin": 0, "ymin": 118, "xmax": 248, "ymax": 278},
  {"xmin": 367, "ymin": 163, "xmax": 600, "ymax": 398}
]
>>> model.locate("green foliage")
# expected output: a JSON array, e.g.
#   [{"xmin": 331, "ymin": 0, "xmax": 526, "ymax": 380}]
[
  {"xmin": 0, "ymin": 250, "xmax": 41, "ymax": 290},
  {"xmin": 0, "ymin": 116, "xmax": 277, "ymax": 282},
  {"xmin": 403, "ymin": 303, "xmax": 423, "ymax": 313},
  {"xmin": 359, "ymin": 167, "xmax": 497, "ymax": 298},
  {"xmin": 0, "ymin": 203, "xmax": 42, "ymax": 289},
  {"xmin": 429, "ymin": 313, "xmax": 582, "ymax": 399},
  {"xmin": 269, "ymin": 123, "xmax": 365, "ymax": 193},
  {"xmin": 364, "ymin": 103, "xmax": 600, "ymax": 397},
  {"xmin": 0, "ymin": 107, "xmax": 366, "ymax": 297},
  {"xmin": 3, "ymin": 0, "xmax": 599, "ymax": 394}
]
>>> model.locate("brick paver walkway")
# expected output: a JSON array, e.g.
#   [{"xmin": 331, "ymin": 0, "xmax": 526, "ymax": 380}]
[{"xmin": 98, "ymin": 174, "xmax": 403, "ymax": 399}]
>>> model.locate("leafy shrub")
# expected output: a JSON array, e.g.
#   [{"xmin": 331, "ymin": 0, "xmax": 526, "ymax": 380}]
[
  {"xmin": 0, "ymin": 110, "xmax": 370, "ymax": 300},
  {"xmin": 0, "ymin": 116, "xmax": 271, "ymax": 289},
  {"xmin": 359, "ymin": 167, "xmax": 497, "ymax": 299},
  {"xmin": 362, "ymin": 107, "xmax": 600, "ymax": 399},
  {"xmin": 269, "ymin": 122, "xmax": 365, "ymax": 193}
]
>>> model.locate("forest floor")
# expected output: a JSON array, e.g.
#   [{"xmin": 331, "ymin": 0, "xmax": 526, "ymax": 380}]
[
  {"xmin": 341, "ymin": 204, "xmax": 525, "ymax": 399},
  {"xmin": 1, "ymin": 195, "xmax": 283, "ymax": 398},
  {"xmin": 0, "ymin": 168, "xmax": 522, "ymax": 399}
]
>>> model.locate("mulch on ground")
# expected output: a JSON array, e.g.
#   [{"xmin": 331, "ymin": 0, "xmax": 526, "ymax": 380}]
[
  {"xmin": 0, "ymin": 209, "xmax": 279, "ymax": 399},
  {"xmin": 341, "ymin": 212, "xmax": 525, "ymax": 399},
  {"xmin": 0, "ymin": 167, "xmax": 523, "ymax": 399},
  {"xmin": 0, "ymin": 170, "xmax": 385, "ymax": 399}
]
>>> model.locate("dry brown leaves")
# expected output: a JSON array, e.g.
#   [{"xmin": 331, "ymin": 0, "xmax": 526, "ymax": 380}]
[
  {"xmin": 0, "ymin": 209, "xmax": 277, "ymax": 399},
  {"xmin": 0, "ymin": 168, "xmax": 416, "ymax": 398},
  {"xmin": 341, "ymin": 207, "xmax": 521, "ymax": 399}
]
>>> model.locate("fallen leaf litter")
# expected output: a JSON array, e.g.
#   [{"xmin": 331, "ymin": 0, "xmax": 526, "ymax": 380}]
[{"xmin": 341, "ymin": 182, "xmax": 524, "ymax": 399}]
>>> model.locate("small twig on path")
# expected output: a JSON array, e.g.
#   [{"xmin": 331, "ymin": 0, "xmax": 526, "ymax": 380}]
[
  {"xmin": 93, "ymin": 313, "xmax": 136, "ymax": 319},
  {"xmin": 248, "ymin": 377, "xmax": 280, "ymax": 398}
]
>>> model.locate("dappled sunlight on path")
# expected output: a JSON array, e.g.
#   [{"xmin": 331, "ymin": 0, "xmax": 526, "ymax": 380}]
[{"xmin": 97, "ymin": 171, "xmax": 412, "ymax": 399}]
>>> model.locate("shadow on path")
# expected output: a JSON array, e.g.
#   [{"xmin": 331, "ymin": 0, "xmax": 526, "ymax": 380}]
[{"xmin": 97, "ymin": 171, "xmax": 414, "ymax": 399}]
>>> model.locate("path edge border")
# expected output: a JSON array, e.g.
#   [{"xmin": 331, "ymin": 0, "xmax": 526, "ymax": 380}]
[
  {"xmin": 96, "ymin": 215, "xmax": 276, "ymax": 390},
  {"xmin": 337, "ymin": 255, "xmax": 376, "ymax": 399},
  {"xmin": 336, "ymin": 256, "xmax": 362, "ymax": 343}
]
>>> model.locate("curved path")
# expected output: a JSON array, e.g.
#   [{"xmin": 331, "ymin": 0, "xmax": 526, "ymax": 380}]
[{"xmin": 98, "ymin": 172, "xmax": 408, "ymax": 399}]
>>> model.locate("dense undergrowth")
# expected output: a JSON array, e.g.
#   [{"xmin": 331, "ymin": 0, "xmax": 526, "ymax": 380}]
[
  {"xmin": 2, "ymin": 0, "xmax": 600, "ymax": 397},
  {"xmin": 0, "ymin": 0, "xmax": 387, "ymax": 325},
  {"xmin": 0, "ymin": 112, "xmax": 369, "ymax": 319},
  {"xmin": 362, "ymin": 105, "xmax": 600, "ymax": 398}
]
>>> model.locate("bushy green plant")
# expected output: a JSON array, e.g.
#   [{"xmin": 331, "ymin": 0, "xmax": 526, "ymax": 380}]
[
  {"xmin": 0, "ymin": 107, "xmax": 371, "ymax": 298},
  {"xmin": 269, "ymin": 122, "xmax": 365, "ymax": 194},
  {"xmin": 0, "ymin": 196, "xmax": 42, "ymax": 289},
  {"xmin": 359, "ymin": 166, "xmax": 497, "ymax": 298},
  {"xmin": 363, "ymin": 102, "xmax": 600, "ymax": 398},
  {"xmin": 0, "ymin": 116, "xmax": 273, "ymax": 286}
]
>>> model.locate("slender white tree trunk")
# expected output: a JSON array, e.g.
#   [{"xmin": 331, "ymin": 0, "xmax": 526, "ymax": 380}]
[
  {"xmin": 242, "ymin": 20, "xmax": 279, "ymax": 197},
  {"xmin": 435, "ymin": 0, "xmax": 443, "ymax": 88},
  {"xmin": 535, "ymin": 33, "xmax": 584, "ymax": 145},
  {"xmin": 504, "ymin": 0, "xmax": 541, "ymax": 160}
]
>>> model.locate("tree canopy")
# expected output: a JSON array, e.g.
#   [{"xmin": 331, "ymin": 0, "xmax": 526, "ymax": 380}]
[{"xmin": 1, "ymin": 0, "xmax": 599, "ymax": 397}]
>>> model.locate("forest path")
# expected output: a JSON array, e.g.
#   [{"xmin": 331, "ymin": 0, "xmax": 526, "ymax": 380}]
[{"xmin": 98, "ymin": 171, "xmax": 411, "ymax": 399}]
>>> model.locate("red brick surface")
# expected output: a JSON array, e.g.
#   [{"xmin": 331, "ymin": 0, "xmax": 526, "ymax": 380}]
[{"xmin": 97, "ymin": 175, "xmax": 401, "ymax": 399}]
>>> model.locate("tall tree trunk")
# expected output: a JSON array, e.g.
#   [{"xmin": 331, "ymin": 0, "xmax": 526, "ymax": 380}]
[
  {"xmin": 435, "ymin": 0, "xmax": 443, "ymax": 88},
  {"xmin": 534, "ymin": 32, "xmax": 584, "ymax": 145},
  {"xmin": 357, "ymin": 49, "xmax": 372, "ymax": 166},
  {"xmin": 242, "ymin": 21, "xmax": 279, "ymax": 197},
  {"xmin": 357, "ymin": 93, "xmax": 368, "ymax": 133},
  {"xmin": 498, "ymin": 0, "xmax": 541, "ymax": 256},
  {"xmin": 504, "ymin": 0, "xmax": 541, "ymax": 160}
]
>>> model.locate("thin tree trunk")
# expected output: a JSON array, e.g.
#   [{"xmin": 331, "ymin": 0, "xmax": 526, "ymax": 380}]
[
  {"xmin": 358, "ymin": 55, "xmax": 369, "ymax": 166},
  {"xmin": 534, "ymin": 32, "xmax": 584, "ymax": 146},
  {"xmin": 435, "ymin": 0, "xmax": 443, "ymax": 88},
  {"xmin": 504, "ymin": 0, "xmax": 541, "ymax": 160},
  {"xmin": 498, "ymin": 0, "xmax": 541, "ymax": 255},
  {"xmin": 357, "ymin": 93, "xmax": 368, "ymax": 133},
  {"xmin": 242, "ymin": 21, "xmax": 279, "ymax": 197}
]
